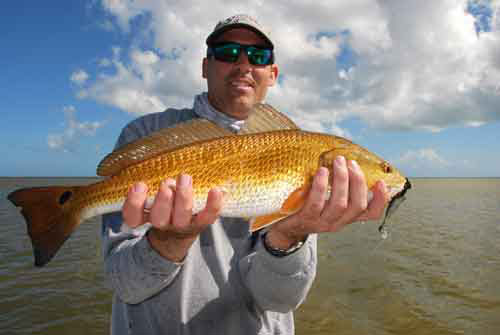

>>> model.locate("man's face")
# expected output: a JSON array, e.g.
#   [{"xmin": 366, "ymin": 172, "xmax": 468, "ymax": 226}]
[{"xmin": 203, "ymin": 28, "xmax": 279, "ymax": 120}]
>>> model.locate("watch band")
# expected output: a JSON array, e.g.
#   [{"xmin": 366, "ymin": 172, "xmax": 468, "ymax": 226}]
[{"xmin": 262, "ymin": 232, "xmax": 306, "ymax": 257}]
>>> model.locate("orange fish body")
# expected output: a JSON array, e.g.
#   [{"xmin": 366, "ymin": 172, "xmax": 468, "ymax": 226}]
[{"xmin": 8, "ymin": 105, "xmax": 410, "ymax": 266}]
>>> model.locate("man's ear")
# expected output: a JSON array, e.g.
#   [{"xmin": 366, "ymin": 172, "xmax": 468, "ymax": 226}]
[
  {"xmin": 268, "ymin": 64, "xmax": 279, "ymax": 87},
  {"xmin": 202, "ymin": 58, "xmax": 208, "ymax": 79}
]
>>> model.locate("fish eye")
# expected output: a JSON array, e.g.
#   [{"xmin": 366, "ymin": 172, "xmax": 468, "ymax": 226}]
[{"xmin": 381, "ymin": 161, "xmax": 392, "ymax": 173}]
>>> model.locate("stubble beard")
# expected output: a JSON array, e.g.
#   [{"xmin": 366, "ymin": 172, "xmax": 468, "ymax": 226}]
[{"xmin": 218, "ymin": 83, "xmax": 258, "ymax": 120}]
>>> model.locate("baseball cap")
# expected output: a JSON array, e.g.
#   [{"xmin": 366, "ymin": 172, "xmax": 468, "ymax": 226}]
[{"xmin": 206, "ymin": 14, "xmax": 274, "ymax": 49}]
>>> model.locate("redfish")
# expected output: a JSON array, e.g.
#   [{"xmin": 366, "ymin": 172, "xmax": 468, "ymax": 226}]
[{"xmin": 8, "ymin": 104, "xmax": 411, "ymax": 266}]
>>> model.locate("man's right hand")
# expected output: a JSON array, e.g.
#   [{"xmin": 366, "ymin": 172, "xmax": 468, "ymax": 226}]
[{"xmin": 122, "ymin": 174, "xmax": 224, "ymax": 262}]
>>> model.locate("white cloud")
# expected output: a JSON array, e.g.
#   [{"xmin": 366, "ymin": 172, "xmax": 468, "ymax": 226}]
[
  {"xmin": 131, "ymin": 49, "xmax": 159, "ymax": 65},
  {"xmin": 494, "ymin": 1, "xmax": 500, "ymax": 30},
  {"xmin": 397, "ymin": 148, "xmax": 450, "ymax": 168},
  {"xmin": 77, "ymin": 45, "xmax": 194, "ymax": 114},
  {"xmin": 70, "ymin": 69, "xmax": 89, "ymax": 86},
  {"xmin": 391, "ymin": 147, "xmax": 491, "ymax": 177},
  {"xmin": 47, "ymin": 106, "xmax": 105, "ymax": 152},
  {"xmin": 79, "ymin": 0, "xmax": 500, "ymax": 132},
  {"xmin": 100, "ymin": 0, "xmax": 145, "ymax": 32},
  {"xmin": 98, "ymin": 58, "xmax": 112, "ymax": 67}
]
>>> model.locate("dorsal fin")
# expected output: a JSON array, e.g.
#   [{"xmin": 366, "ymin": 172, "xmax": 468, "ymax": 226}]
[
  {"xmin": 96, "ymin": 103, "xmax": 298, "ymax": 177},
  {"xmin": 96, "ymin": 118, "xmax": 234, "ymax": 176},
  {"xmin": 238, "ymin": 104, "xmax": 299, "ymax": 134}
]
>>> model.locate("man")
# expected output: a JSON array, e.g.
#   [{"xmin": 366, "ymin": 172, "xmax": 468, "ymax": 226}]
[{"xmin": 102, "ymin": 14, "xmax": 388, "ymax": 335}]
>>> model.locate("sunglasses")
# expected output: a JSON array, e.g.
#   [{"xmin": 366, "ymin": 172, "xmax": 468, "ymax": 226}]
[{"xmin": 207, "ymin": 42, "xmax": 274, "ymax": 66}]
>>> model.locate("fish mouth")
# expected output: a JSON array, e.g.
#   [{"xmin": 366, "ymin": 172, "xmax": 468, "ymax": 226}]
[
  {"xmin": 378, "ymin": 178, "xmax": 412, "ymax": 235},
  {"xmin": 395, "ymin": 178, "xmax": 412, "ymax": 201}
]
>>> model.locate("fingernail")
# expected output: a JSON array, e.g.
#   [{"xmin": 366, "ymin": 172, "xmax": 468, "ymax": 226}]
[
  {"xmin": 335, "ymin": 155, "xmax": 345, "ymax": 165},
  {"xmin": 134, "ymin": 182, "xmax": 146, "ymax": 193},
  {"xmin": 179, "ymin": 174, "xmax": 191, "ymax": 187},
  {"xmin": 350, "ymin": 160, "xmax": 359, "ymax": 170},
  {"xmin": 317, "ymin": 167, "xmax": 328, "ymax": 177},
  {"xmin": 217, "ymin": 187, "xmax": 228, "ymax": 197}
]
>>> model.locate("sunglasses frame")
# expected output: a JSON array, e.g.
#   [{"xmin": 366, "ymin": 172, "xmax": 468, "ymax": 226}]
[{"xmin": 207, "ymin": 42, "xmax": 274, "ymax": 66}]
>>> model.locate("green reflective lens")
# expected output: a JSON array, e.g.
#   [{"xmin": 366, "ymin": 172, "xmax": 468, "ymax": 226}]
[
  {"xmin": 208, "ymin": 43, "xmax": 273, "ymax": 65},
  {"xmin": 247, "ymin": 47, "xmax": 269, "ymax": 65}
]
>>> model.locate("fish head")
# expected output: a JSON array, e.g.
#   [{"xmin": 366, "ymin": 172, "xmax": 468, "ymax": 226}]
[
  {"xmin": 319, "ymin": 138, "xmax": 410, "ymax": 200},
  {"xmin": 319, "ymin": 138, "xmax": 412, "ymax": 238}
]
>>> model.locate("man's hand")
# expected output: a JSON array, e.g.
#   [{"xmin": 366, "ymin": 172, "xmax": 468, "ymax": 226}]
[
  {"xmin": 122, "ymin": 174, "xmax": 224, "ymax": 262},
  {"xmin": 266, "ymin": 156, "xmax": 389, "ymax": 249}
]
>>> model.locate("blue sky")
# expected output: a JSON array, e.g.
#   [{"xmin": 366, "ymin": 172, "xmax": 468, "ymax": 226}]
[
  {"xmin": 2, "ymin": 2, "xmax": 129, "ymax": 176},
  {"xmin": 1, "ymin": 1, "xmax": 499, "ymax": 177}
]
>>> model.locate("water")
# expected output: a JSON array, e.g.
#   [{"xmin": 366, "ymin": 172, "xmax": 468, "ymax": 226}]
[{"xmin": 1, "ymin": 178, "xmax": 499, "ymax": 334}]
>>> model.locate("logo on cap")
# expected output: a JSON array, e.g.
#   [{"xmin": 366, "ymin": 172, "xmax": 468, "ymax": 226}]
[{"xmin": 216, "ymin": 14, "xmax": 261, "ymax": 29}]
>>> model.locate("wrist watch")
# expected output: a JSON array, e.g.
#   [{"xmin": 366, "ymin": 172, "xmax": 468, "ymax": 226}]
[{"xmin": 262, "ymin": 232, "xmax": 306, "ymax": 257}]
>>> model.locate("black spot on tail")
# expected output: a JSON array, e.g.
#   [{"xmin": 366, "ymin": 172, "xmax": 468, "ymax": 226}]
[{"xmin": 59, "ymin": 191, "xmax": 73, "ymax": 205}]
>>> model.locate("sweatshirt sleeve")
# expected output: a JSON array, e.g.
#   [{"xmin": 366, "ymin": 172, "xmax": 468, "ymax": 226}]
[
  {"xmin": 239, "ymin": 233, "xmax": 317, "ymax": 313},
  {"xmin": 101, "ymin": 114, "xmax": 184, "ymax": 304}
]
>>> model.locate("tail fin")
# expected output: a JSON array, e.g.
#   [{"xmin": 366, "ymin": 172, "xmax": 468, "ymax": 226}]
[{"xmin": 8, "ymin": 186, "xmax": 83, "ymax": 267}]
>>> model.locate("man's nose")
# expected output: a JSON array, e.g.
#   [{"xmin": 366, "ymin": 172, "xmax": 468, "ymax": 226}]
[{"xmin": 234, "ymin": 51, "xmax": 251, "ymax": 69}]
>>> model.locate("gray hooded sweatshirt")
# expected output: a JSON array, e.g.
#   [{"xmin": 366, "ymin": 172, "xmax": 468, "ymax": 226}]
[{"xmin": 102, "ymin": 93, "xmax": 317, "ymax": 335}]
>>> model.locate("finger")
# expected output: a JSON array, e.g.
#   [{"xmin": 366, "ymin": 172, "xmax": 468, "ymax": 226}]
[
  {"xmin": 171, "ymin": 174, "xmax": 194, "ymax": 230},
  {"xmin": 321, "ymin": 156, "xmax": 349, "ymax": 224},
  {"xmin": 149, "ymin": 179, "xmax": 175, "ymax": 230},
  {"xmin": 348, "ymin": 160, "xmax": 368, "ymax": 211},
  {"xmin": 299, "ymin": 167, "xmax": 329, "ymax": 224},
  {"xmin": 122, "ymin": 182, "xmax": 148, "ymax": 228},
  {"xmin": 195, "ymin": 187, "xmax": 224, "ymax": 227},
  {"xmin": 357, "ymin": 180, "xmax": 388, "ymax": 221},
  {"xmin": 337, "ymin": 160, "xmax": 368, "ymax": 225}
]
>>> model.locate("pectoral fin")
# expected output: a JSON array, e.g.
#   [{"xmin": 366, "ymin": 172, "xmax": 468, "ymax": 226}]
[
  {"xmin": 280, "ymin": 185, "xmax": 308, "ymax": 213},
  {"xmin": 250, "ymin": 213, "xmax": 289, "ymax": 232},
  {"xmin": 249, "ymin": 185, "xmax": 308, "ymax": 232}
]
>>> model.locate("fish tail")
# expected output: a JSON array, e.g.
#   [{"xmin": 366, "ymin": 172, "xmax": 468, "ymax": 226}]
[{"xmin": 8, "ymin": 186, "xmax": 84, "ymax": 267}]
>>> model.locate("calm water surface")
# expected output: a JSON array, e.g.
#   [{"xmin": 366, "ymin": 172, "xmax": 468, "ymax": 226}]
[{"xmin": 1, "ymin": 178, "xmax": 499, "ymax": 334}]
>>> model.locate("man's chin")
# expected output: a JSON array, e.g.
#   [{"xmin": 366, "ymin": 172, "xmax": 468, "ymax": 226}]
[{"xmin": 226, "ymin": 99, "xmax": 256, "ymax": 120}]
